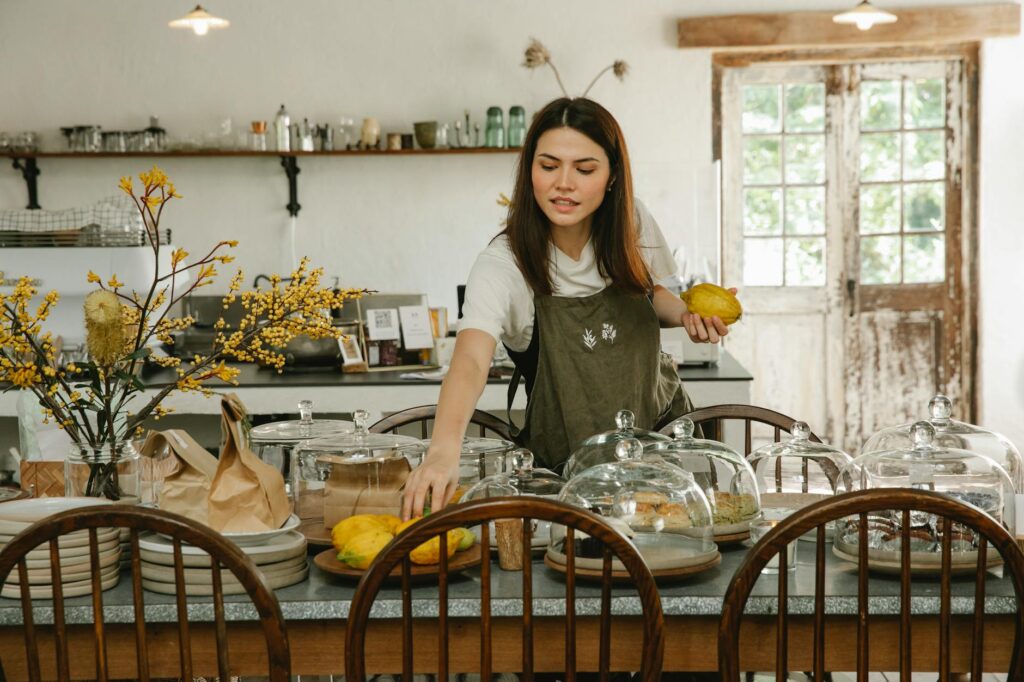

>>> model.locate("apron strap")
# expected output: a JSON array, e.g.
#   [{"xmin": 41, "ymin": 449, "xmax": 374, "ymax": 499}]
[{"xmin": 506, "ymin": 365, "xmax": 523, "ymax": 440}]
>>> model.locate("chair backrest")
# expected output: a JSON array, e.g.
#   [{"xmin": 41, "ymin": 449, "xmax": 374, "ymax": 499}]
[
  {"xmin": 369, "ymin": 404, "xmax": 513, "ymax": 440},
  {"xmin": 345, "ymin": 497, "xmax": 664, "ymax": 682},
  {"xmin": 718, "ymin": 489, "xmax": 1024, "ymax": 681},
  {"xmin": 0, "ymin": 505, "xmax": 290, "ymax": 682},
  {"xmin": 667, "ymin": 404, "xmax": 822, "ymax": 450}
]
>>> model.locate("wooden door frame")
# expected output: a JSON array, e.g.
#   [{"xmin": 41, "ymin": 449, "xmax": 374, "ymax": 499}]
[{"xmin": 711, "ymin": 44, "xmax": 980, "ymax": 425}]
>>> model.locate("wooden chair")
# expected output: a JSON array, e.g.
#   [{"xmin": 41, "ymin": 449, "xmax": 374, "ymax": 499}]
[
  {"xmin": 369, "ymin": 404, "xmax": 513, "ymax": 440},
  {"xmin": 718, "ymin": 489, "xmax": 1024, "ymax": 681},
  {"xmin": 0, "ymin": 505, "xmax": 291, "ymax": 682},
  {"xmin": 345, "ymin": 497, "xmax": 664, "ymax": 681},
  {"xmin": 666, "ymin": 403, "xmax": 823, "ymax": 450}
]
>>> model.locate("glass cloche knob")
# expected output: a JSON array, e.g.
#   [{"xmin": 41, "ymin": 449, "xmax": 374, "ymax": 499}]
[
  {"xmin": 510, "ymin": 448, "xmax": 534, "ymax": 473},
  {"xmin": 615, "ymin": 438, "xmax": 644, "ymax": 462},
  {"xmin": 672, "ymin": 418, "xmax": 696, "ymax": 440},
  {"xmin": 298, "ymin": 399, "xmax": 314, "ymax": 424},
  {"xmin": 615, "ymin": 410, "xmax": 636, "ymax": 431},
  {"xmin": 791, "ymin": 421, "xmax": 811, "ymax": 441},
  {"xmin": 928, "ymin": 394, "xmax": 953, "ymax": 421},
  {"xmin": 911, "ymin": 421, "xmax": 937, "ymax": 449},
  {"xmin": 353, "ymin": 409, "xmax": 370, "ymax": 434}
]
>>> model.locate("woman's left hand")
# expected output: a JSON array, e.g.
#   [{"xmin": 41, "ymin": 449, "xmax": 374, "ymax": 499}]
[{"xmin": 681, "ymin": 287, "xmax": 736, "ymax": 344}]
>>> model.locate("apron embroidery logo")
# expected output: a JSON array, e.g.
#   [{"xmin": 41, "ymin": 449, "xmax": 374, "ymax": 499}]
[
  {"xmin": 582, "ymin": 328, "xmax": 597, "ymax": 350},
  {"xmin": 601, "ymin": 322, "xmax": 617, "ymax": 343}
]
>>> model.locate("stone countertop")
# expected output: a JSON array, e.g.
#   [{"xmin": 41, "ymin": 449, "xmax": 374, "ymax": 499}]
[
  {"xmin": 0, "ymin": 538, "xmax": 1013, "ymax": 626},
  {"xmin": 136, "ymin": 350, "xmax": 752, "ymax": 389}
]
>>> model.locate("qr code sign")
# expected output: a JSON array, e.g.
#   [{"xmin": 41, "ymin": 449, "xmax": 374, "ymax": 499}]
[{"xmin": 372, "ymin": 310, "xmax": 395, "ymax": 327}]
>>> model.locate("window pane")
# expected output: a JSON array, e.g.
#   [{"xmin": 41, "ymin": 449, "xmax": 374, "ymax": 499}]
[
  {"xmin": 860, "ymin": 184, "xmax": 900, "ymax": 235},
  {"xmin": 904, "ymin": 78, "xmax": 945, "ymax": 129},
  {"xmin": 904, "ymin": 234, "xmax": 945, "ymax": 283},
  {"xmin": 861, "ymin": 80, "xmax": 900, "ymax": 131},
  {"xmin": 744, "ymin": 136, "xmax": 782, "ymax": 184},
  {"xmin": 860, "ymin": 235, "xmax": 901, "ymax": 284},
  {"xmin": 784, "ymin": 135, "xmax": 825, "ymax": 184},
  {"xmin": 786, "ymin": 237, "xmax": 826, "ymax": 286},
  {"xmin": 903, "ymin": 131, "xmax": 945, "ymax": 181},
  {"xmin": 743, "ymin": 85, "xmax": 782, "ymax": 133},
  {"xmin": 744, "ymin": 238, "xmax": 784, "ymax": 286},
  {"xmin": 785, "ymin": 187, "xmax": 825, "ymax": 235},
  {"xmin": 785, "ymin": 83, "xmax": 825, "ymax": 133},
  {"xmin": 744, "ymin": 188, "xmax": 782, "ymax": 235},
  {"xmin": 861, "ymin": 133, "xmax": 900, "ymax": 182},
  {"xmin": 904, "ymin": 182, "xmax": 945, "ymax": 232}
]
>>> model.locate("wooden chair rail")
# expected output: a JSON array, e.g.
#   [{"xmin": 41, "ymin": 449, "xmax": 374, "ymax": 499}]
[
  {"xmin": 344, "ymin": 496, "xmax": 665, "ymax": 682},
  {"xmin": 718, "ymin": 488, "xmax": 1024, "ymax": 681},
  {"xmin": 369, "ymin": 404, "xmax": 513, "ymax": 441},
  {"xmin": 0, "ymin": 505, "xmax": 291, "ymax": 682},
  {"xmin": 671, "ymin": 403, "xmax": 823, "ymax": 449}
]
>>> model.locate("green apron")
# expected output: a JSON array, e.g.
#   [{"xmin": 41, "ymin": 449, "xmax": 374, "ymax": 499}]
[{"xmin": 506, "ymin": 286, "xmax": 696, "ymax": 471}]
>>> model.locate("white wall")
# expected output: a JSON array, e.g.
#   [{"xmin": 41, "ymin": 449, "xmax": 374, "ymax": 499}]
[{"xmin": 0, "ymin": 0, "xmax": 1020, "ymax": 447}]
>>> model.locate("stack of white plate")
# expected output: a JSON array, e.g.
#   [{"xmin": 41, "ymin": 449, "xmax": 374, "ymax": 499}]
[
  {"xmin": 0, "ymin": 497, "xmax": 121, "ymax": 599},
  {"xmin": 137, "ymin": 528, "xmax": 308, "ymax": 596}
]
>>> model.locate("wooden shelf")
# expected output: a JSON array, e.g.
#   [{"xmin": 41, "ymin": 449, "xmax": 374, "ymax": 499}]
[{"xmin": 2, "ymin": 147, "xmax": 518, "ymax": 216}]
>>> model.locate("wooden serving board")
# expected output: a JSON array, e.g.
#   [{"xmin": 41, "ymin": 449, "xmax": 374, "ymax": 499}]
[
  {"xmin": 543, "ymin": 551, "xmax": 721, "ymax": 584},
  {"xmin": 714, "ymin": 529, "xmax": 750, "ymax": 544},
  {"xmin": 832, "ymin": 544, "xmax": 1003, "ymax": 577},
  {"xmin": 313, "ymin": 544, "xmax": 482, "ymax": 581},
  {"xmin": 298, "ymin": 517, "xmax": 333, "ymax": 548}
]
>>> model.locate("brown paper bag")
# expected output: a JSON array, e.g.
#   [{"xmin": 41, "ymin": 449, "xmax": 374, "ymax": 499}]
[
  {"xmin": 207, "ymin": 394, "xmax": 291, "ymax": 533},
  {"xmin": 322, "ymin": 454, "xmax": 411, "ymax": 528},
  {"xmin": 139, "ymin": 429, "xmax": 219, "ymax": 525}
]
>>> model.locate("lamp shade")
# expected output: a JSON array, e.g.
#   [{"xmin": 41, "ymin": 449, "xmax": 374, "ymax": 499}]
[
  {"xmin": 833, "ymin": 1, "xmax": 898, "ymax": 31},
  {"xmin": 169, "ymin": 5, "xmax": 230, "ymax": 36}
]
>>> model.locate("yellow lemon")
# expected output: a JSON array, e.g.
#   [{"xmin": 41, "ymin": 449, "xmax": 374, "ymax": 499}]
[
  {"xmin": 331, "ymin": 515, "xmax": 388, "ymax": 553},
  {"xmin": 337, "ymin": 530, "xmax": 394, "ymax": 570},
  {"xmin": 680, "ymin": 283, "xmax": 743, "ymax": 325}
]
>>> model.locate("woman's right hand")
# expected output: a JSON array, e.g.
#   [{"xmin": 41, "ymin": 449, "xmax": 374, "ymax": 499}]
[{"xmin": 401, "ymin": 446, "xmax": 461, "ymax": 520}]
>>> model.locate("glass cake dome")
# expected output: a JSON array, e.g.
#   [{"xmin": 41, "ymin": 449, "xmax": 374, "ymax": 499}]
[
  {"xmin": 835, "ymin": 421, "xmax": 1016, "ymax": 573},
  {"xmin": 563, "ymin": 409, "xmax": 671, "ymax": 479},
  {"xmin": 862, "ymin": 394, "xmax": 1023, "ymax": 490},
  {"xmin": 644, "ymin": 418, "xmax": 761, "ymax": 541},
  {"xmin": 747, "ymin": 421, "xmax": 854, "ymax": 519},
  {"xmin": 553, "ymin": 438, "xmax": 717, "ymax": 572},
  {"xmin": 420, "ymin": 435, "xmax": 515, "ymax": 499}
]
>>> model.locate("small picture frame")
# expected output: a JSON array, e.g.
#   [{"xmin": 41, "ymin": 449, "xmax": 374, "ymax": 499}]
[{"xmin": 338, "ymin": 334, "xmax": 364, "ymax": 367}]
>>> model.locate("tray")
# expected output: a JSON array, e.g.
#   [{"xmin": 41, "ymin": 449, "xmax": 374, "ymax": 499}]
[
  {"xmin": 833, "ymin": 542, "xmax": 1003, "ymax": 576},
  {"xmin": 544, "ymin": 549, "xmax": 721, "ymax": 583},
  {"xmin": 313, "ymin": 543, "xmax": 482, "ymax": 581}
]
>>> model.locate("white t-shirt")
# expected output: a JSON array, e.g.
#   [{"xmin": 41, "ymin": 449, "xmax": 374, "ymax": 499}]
[{"xmin": 458, "ymin": 200, "xmax": 678, "ymax": 352}]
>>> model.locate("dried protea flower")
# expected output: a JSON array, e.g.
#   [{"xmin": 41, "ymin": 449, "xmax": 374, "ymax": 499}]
[
  {"xmin": 522, "ymin": 38, "xmax": 551, "ymax": 69},
  {"xmin": 497, "ymin": 192, "xmax": 511, "ymax": 207},
  {"xmin": 582, "ymin": 59, "xmax": 631, "ymax": 98},
  {"xmin": 522, "ymin": 38, "xmax": 568, "ymax": 97},
  {"xmin": 84, "ymin": 290, "xmax": 126, "ymax": 366}
]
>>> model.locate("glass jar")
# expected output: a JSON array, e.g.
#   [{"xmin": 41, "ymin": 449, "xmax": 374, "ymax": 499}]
[
  {"xmin": 507, "ymin": 106, "xmax": 526, "ymax": 148},
  {"xmin": 294, "ymin": 411, "xmax": 423, "ymax": 525},
  {"xmin": 645, "ymin": 418, "xmax": 761, "ymax": 541},
  {"xmin": 484, "ymin": 106, "xmax": 505, "ymax": 148},
  {"xmin": 563, "ymin": 409, "xmax": 671, "ymax": 479},
  {"xmin": 835, "ymin": 421, "xmax": 1016, "ymax": 573},
  {"xmin": 554, "ymin": 439, "xmax": 716, "ymax": 572},
  {"xmin": 747, "ymin": 421, "xmax": 854, "ymax": 522},
  {"xmin": 65, "ymin": 441, "xmax": 142, "ymax": 503},
  {"xmin": 862, "ymin": 394, "xmax": 1023, "ymax": 491},
  {"xmin": 463, "ymin": 449, "xmax": 565, "ymax": 549},
  {"xmin": 421, "ymin": 435, "xmax": 515, "ymax": 498},
  {"xmin": 249, "ymin": 400, "xmax": 353, "ymax": 503}
]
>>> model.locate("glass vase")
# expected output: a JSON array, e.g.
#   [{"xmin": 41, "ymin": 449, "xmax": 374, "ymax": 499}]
[{"xmin": 65, "ymin": 442, "xmax": 141, "ymax": 503}]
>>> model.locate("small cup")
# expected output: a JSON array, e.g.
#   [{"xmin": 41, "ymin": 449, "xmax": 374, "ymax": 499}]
[
  {"xmin": 386, "ymin": 132, "xmax": 402, "ymax": 151},
  {"xmin": 413, "ymin": 121, "xmax": 438, "ymax": 149},
  {"xmin": 401, "ymin": 133, "xmax": 414, "ymax": 150},
  {"xmin": 495, "ymin": 518, "xmax": 524, "ymax": 571},
  {"xmin": 750, "ymin": 519, "xmax": 796, "ymax": 574}
]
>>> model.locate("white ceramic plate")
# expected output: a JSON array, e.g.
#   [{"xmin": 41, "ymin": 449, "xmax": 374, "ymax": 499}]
[
  {"xmin": 0, "ymin": 527, "xmax": 120, "ymax": 551},
  {"xmin": 6, "ymin": 550, "xmax": 120, "ymax": 585},
  {"xmin": 142, "ymin": 564, "xmax": 308, "ymax": 596},
  {"xmin": 547, "ymin": 533, "xmax": 719, "ymax": 572},
  {"xmin": 0, "ymin": 497, "xmax": 112, "ymax": 534},
  {"xmin": 155, "ymin": 514, "xmax": 301, "ymax": 547},
  {"xmin": 140, "ymin": 553, "xmax": 308, "ymax": 585},
  {"xmin": 0, "ymin": 566, "xmax": 120, "ymax": 599},
  {"xmin": 16, "ymin": 538, "xmax": 121, "ymax": 569},
  {"xmin": 137, "ymin": 530, "xmax": 307, "ymax": 567}
]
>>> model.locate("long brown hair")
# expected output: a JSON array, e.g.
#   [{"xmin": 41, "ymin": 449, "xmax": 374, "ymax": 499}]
[{"xmin": 501, "ymin": 97, "xmax": 651, "ymax": 296}]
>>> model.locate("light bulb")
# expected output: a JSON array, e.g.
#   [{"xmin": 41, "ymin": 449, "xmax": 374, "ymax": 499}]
[
  {"xmin": 855, "ymin": 18, "xmax": 873, "ymax": 30},
  {"xmin": 193, "ymin": 22, "xmax": 209, "ymax": 36}
]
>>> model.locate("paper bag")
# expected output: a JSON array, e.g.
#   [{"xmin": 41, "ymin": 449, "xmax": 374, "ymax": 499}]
[
  {"xmin": 139, "ymin": 429, "xmax": 219, "ymax": 524},
  {"xmin": 207, "ymin": 394, "xmax": 292, "ymax": 533},
  {"xmin": 322, "ymin": 453, "xmax": 411, "ymax": 528}
]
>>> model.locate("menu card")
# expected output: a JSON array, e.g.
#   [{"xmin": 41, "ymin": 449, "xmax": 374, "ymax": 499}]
[{"xmin": 399, "ymin": 305, "xmax": 434, "ymax": 350}]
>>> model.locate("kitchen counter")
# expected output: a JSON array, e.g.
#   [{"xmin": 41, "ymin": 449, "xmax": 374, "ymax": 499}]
[{"xmin": 0, "ymin": 351, "xmax": 752, "ymax": 420}]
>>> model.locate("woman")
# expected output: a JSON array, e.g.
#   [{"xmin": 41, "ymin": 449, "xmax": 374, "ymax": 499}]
[{"xmin": 402, "ymin": 97, "xmax": 730, "ymax": 519}]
